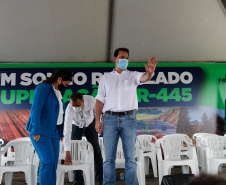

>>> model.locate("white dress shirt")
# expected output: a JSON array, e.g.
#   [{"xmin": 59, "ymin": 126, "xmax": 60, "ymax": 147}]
[
  {"xmin": 53, "ymin": 86, "xmax": 64, "ymax": 125},
  {"xmin": 63, "ymin": 95, "xmax": 96, "ymax": 151},
  {"xmin": 95, "ymin": 69, "xmax": 144, "ymax": 113}
]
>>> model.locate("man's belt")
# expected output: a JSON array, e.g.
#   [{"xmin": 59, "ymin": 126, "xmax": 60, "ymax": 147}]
[{"xmin": 105, "ymin": 110, "xmax": 135, "ymax": 116}]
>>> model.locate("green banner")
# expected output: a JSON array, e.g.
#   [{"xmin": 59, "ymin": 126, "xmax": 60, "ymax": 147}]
[{"xmin": 0, "ymin": 62, "xmax": 225, "ymax": 142}]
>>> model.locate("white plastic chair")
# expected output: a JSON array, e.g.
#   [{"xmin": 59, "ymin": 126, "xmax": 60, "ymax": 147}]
[
  {"xmin": 1, "ymin": 137, "xmax": 31, "ymax": 166},
  {"xmin": 59, "ymin": 137, "xmax": 93, "ymax": 182},
  {"xmin": 136, "ymin": 134, "xmax": 158, "ymax": 177},
  {"xmin": 164, "ymin": 133, "xmax": 194, "ymax": 173},
  {"xmin": 193, "ymin": 133, "xmax": 215, "ymax": 169},
  {"xmin": 0, "ymin": 138, "xmax": 36, "ymax": 185},
  {"xmin": 163, "ymin": 134, "xmax": 193, "ymax": 156},
  {"xmin": 57, "ymin": 140, "xmax": 95, "ymax": 185},
  {"xmin": 156, "ymin": 135, "xmax": 199, "ymax": 185},
  {"xmin": 199, "ymin": 134, "xmax": 220, "ymax": 173},
  {"xmin": 201, "ymin": 135, "xmax": 226, "ymax": 175}
]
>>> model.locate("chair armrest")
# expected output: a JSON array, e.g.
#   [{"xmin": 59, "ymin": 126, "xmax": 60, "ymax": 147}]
[
  {"xmin": 135, "ymin": 146, "xmax": 144, "ymax": 166},
  {"xmin": 0, "ymin": 144, "xmax": 11, "ymax": 156},
  {"xmin": 180, "ymin": 145, "xmax": 197, "ymax": 159}
]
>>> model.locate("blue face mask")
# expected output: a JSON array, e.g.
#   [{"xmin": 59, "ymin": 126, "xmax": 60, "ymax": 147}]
[{"xmin": 117, "ymin": 59, "xmax": 128, "ymax": 69}]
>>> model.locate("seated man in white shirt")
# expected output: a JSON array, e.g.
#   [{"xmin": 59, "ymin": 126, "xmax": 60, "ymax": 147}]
[{"xmin": 64, "ymin": 92, "xmax": 103, "ymax": 185}]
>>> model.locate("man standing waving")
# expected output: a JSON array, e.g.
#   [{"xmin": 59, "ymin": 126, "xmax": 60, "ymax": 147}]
[{"xmin": 95, "ymin": 48, "xmax": 158, "ymax": 185}]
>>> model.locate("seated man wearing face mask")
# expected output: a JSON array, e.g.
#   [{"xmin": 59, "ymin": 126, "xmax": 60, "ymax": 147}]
[{"xmin": 63, "ymin": 92, "xmax": 103, "ymax": 185}]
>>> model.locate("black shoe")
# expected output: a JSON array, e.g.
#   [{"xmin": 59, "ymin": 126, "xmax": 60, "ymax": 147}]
[{"xmin": 71, "ymin": 181, "xmax": 84, "ymax": 185}]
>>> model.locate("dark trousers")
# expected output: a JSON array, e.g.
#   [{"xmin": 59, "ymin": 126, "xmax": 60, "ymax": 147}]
[{"xmin": 71, "ymin": 119, "xmax": 103, "ymax": 182}]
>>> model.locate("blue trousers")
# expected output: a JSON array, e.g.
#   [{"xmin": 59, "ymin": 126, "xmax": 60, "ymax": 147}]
[
  {"xmin": 103, "ymin": 113, "xmax": 137, "ymax": 185},
  {"xmin": 71, "ymin": 119, "xmax": 103, "ymax": 183},
  {"xmin": 30, "ymin": 134, "xmax": 60, "ymax": 185}
]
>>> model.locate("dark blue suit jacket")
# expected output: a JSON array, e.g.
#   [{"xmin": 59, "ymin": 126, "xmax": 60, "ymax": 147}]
[{"xmin": 25, "ymin": 83, "xmax": 65, "ymax": 138}]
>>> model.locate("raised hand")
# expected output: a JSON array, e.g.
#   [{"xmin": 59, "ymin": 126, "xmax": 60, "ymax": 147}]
[{"xmin": 145, "ymin": 56, "xmax": 158, "ymax": 74}]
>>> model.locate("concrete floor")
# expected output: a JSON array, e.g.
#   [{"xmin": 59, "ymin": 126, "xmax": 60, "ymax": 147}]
[{"xmin": 2, "ymin": 166, "xmax": 226, "ymax": 185}]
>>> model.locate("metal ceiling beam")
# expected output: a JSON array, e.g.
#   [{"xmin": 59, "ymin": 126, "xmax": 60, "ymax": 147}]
[
  {"xmin": 221, "ymin": 0, "xmax": 226, "ymax": 10},
  {"xmin": 106, "ymin": 0, "xmax": 114, "ymax": 63}
]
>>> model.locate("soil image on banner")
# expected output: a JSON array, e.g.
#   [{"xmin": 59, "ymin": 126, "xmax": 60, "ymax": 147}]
[
  {"xmin": 136, "ymin": 107, "xmax": 180, "ymax": 139},
  {"xmin": 0, "ymin": 110, "xmax": 29, "ymax": 143}
]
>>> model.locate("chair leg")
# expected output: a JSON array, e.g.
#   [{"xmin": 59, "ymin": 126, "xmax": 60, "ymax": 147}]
[
  {"xmin": 163, "ymin": 166, "xmax": 170, "ymax": 177},
  {"xmin": 25, "ymin": 172, "xmax": 32, "ymax": 185},
  {"xmin": 25, "ymin": 173, "xmax": 28, "ymax": 184},
  {"xmin": 68, "ymin": 170, "xmax": 74, "ymax": 182},
  {"xmin": 31, "ymin": 165, "xmax": 38, "ymax": 185},
  {"xmin": 182, "ymin": 165, "xmax": 189, "ymax": 174},
  {"xmin": 190, "ymin": 164, "xmax": 199, "ymax": 176},
  {"xmin": 137, "ymin": 161, "xmax": 145, "ymax": 185},
  {"xmin": 0, "ymin": 173, "xmax": 3, "ymax": 184},
  {"xmin": 210, "ymin": 160, "xmax": 219, "ymax": 175},
  {"xmin": 150, "ymin": 156, "xmax": 158, "ymax": 178},
  {"xmin": 219, "ymin": 164, "xmax": 223, "ymax": 172},
  {"xmin": 158, "ymin": 171, "xmax": 162, "ymax": 185},
  {"xmin": 56, "ymin": 168, "xmax": 64, "ymax": 185},
  {"xmin": 5, "ymin": 172, "xmax": 13, "ymax": 185},
  {"xmin": 83, "ymin": 167, "xmax": 94, "ymax": 185},
  {"xmin": 144, "ymin": 157, "xmax": 149, "ymax": 175},
  {"xmin": 158, "ymin": 163, "xmax": 164, "ymax": 185},
  {"xmin": 205, "ymin": 159, "xmax": 211, "ymax": 174},
  {"xmin": 90, "ymin": 167, "xmax": 95, "ymax": 185},
  {"xmin": 60, "ymin": 172, "xmax": 65, "ymax": 185},
  {"xmin": 83, "ymin": 170, "xmax": 89, "ymax": 185}
]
